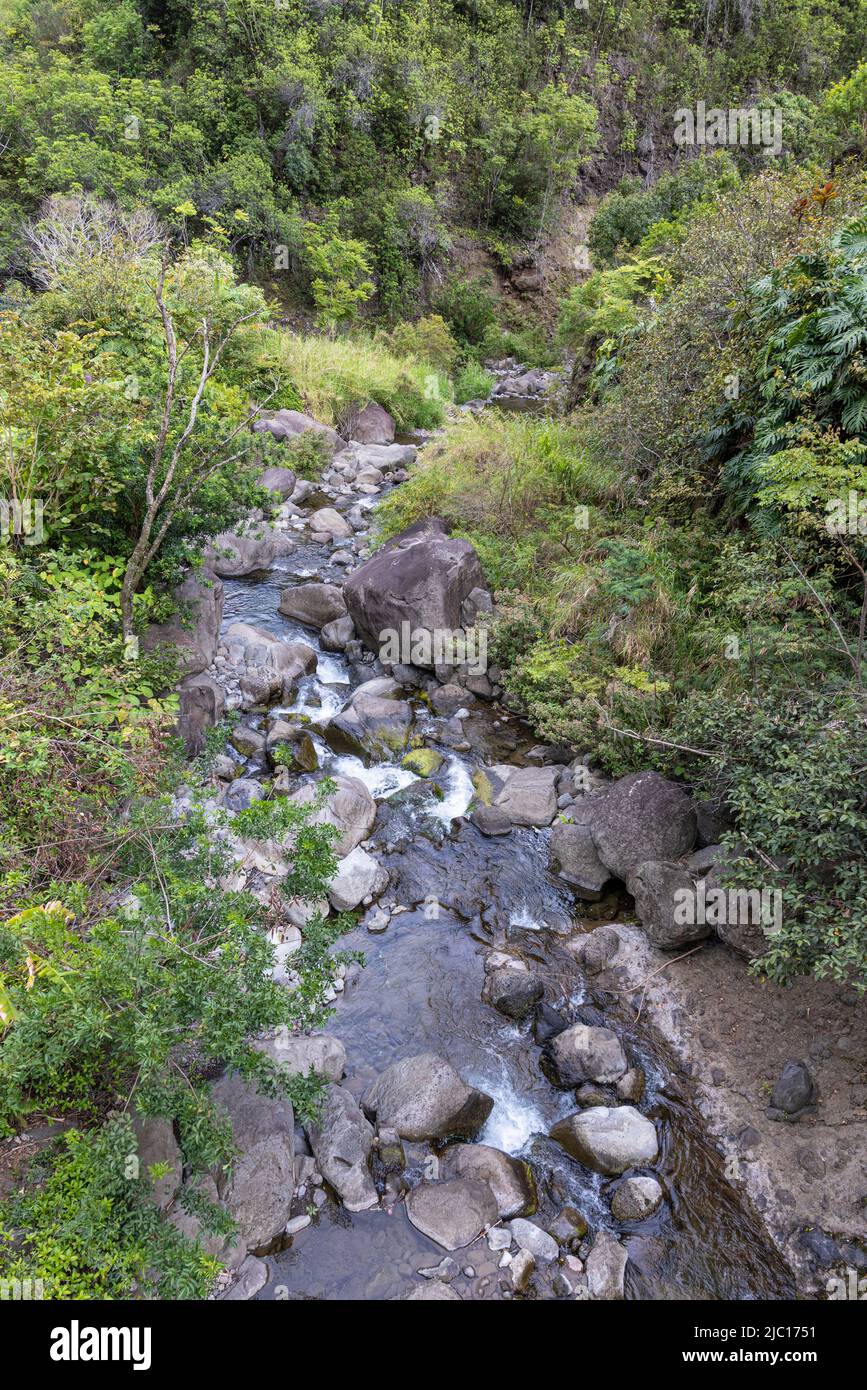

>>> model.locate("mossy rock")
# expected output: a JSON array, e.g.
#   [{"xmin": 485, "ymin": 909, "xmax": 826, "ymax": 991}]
[
  {"xmin": 402, "ymin": 748, "xmax": 444, "ymax": 777},
  {"xmin": 293, "ymin": 732, "xmax": 319, "ymax": 773},
  {"xmin": 471, "ymin": 769, "xmax": 494, "ymax": 805}
]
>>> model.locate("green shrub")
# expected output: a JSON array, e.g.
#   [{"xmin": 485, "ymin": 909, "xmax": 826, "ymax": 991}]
[
  {"xmin": 0, "ymin": 1114, "xmax": 220, "ymax": 1299},
  {"xmin": 432, "ymin": 276, "xmax": 498, "ymax": 350},
  {"xmin": 588, "ymin": 153, "xmax": 741, "ymax": 266},
  {"xmin": 454, "ymin": 360, "xmax": 494, "ymax": 403}
]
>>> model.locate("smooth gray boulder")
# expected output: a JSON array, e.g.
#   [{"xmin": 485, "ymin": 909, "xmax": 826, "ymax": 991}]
[
  {"xmin": 225, "ymin": 623, "xmax": 317, "ymax": 679},
  {"xmin": 549, "ymin": 821, "xmax": 610, "ymax": 896},
  {"xmin": 348, "ymin": 401, "xmax": 395, "ymax": 444},
  {"xmin": 210, "ymin": 1072, "xmax": 295, "ymax": 1252},
  {"xmin": 471, "ymin": 805, "xmax": 512, "ymax": 836},
  {"xmin": 362, "ymin": 1053, "xmax": 494, "ymax": 1141},
  {"xmin": 308, "ymin": 1085, "xmax": 378, "ymax": 1212},
  {"xmin": 440, "ymin": 1143, "xmax": 536, "ymax": 1220},
  {"xmin": 328, "ymin": 688, "xmax": 413, "ymax": 760},
  {"xmin": 255, "ymin": 1030, "xmax": 346, "ymax": 1082},
  {"xmin": 352, "ymin": 443, "xmax": 416, "ymax": 474},
  {"xmin": 309, "ymin": 506, "xmax": 352, "ymax": 539},
  {"xmin": 320, "ymin": 615, "xmax": 356, "ymax": 651},
  {"xmin": 327, "ymin": 845, "xmax": 388, "ymax": 911},
  {"xmin": 286, "ymin": 775, "xmax": 376, "ymax": 858},
  {"xmin": 220, "ymin": 1255, "xmax": 269, "ymax": 1301},
  {"xmin": 482, "ymin": 965, "xmax": 543, "ymax": 1021},
  {"xmin": 493, "ymin": 766, "xmax": 558, "ymax": 827},
  {"xmin": 278, "ymin": 582, "xmax": 347, "ymax": 629},
  {"xmin": 590, "ymin": 771, "xmax": 696, "ymax": 880},
  {"xmin": 343, "ymin": 518, "xmax": 485, "ymax": 662},
  {"xmin": 405, "ymin": 1178, "xmax": 498, "ymax": 1250},
  {"xmin": 253, "ymin": 409, "xmax": 345, "ymax": 455},
  {"xmin": 508, "ymin": 1217, "xmax": 558, "ymax": 1262},
  {"xmin": 257, "ymin": 465, "xmax": 296, "ymax": 498},
  {"xmin": 203, "ymin": 523, "xmax": 292, "ymax": 577},
  {"xmin": 629, "ymin": 859, "xmax": 713, "ymax": 950},
  {"xmin": 550, "ymin": 1106, "xmax": 658, "ymax": 1176},
  {"xmin": 544, "ymin": 1023, "xmax": 628, "ymax": 1087}
]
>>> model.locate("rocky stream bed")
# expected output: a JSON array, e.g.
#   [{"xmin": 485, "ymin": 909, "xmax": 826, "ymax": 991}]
[{"xmin": 144, "ymin": 368, "xmax": 863, "ymax": 1303}]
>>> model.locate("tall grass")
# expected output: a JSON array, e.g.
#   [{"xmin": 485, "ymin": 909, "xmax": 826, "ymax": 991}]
[
  {"xmin": 256, "ymin": 328, "xmax": 452, "ymax": 432},
  {"xmin": 378, "ymin": 412, "xmax": 622, "ymax": 544}
]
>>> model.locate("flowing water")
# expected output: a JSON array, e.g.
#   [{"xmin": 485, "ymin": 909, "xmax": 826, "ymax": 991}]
[{"xmin": 218, "ymin": 402, "xmax": 795, "ymax": 1302}]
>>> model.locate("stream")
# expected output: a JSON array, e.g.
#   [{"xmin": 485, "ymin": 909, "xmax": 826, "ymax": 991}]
[{"xmin": 214, "ymin": 382, "xmax": 795, "ymax": 1301}]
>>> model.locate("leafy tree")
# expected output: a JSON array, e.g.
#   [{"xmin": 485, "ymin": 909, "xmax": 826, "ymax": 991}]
[{"xmin": 303, "ymin": 213, "xmax": 374, "ymax": 330}]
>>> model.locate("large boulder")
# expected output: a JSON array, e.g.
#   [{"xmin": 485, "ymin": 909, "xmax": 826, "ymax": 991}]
[
  {"xmin": 265, "ymin": 720, "xmax": 318, "ymax": 773},
  {"xmin": 628, "ymin": 859, "xmax": 713, "ymax": 950},
  {"xmin": 549, "ymin": 820, "xmax": 610, "ymax": 897},
  {"xmin": 590, "ymin": 771, "xmax": 696, "ymax": 880},
  {"xmin": 405, "ymin": 1178, "xmax": 498, "ymax": 1251},
  {"xmin": 544, "ymin": 1023, "xmax": 628, "ymax": 1087},
  {"xmin": 327, "ymin": 845, "xmax": 388, "ymax": 911},
  {"xmin": 254, "ymin": 1029, "xmax": 346, "ymax": 1083},
  {"xmin": 203, "ymin": 523, "xmax": 293, "ymax": 578},
  {"xmin": 550, "ymin": 1106, "xmax": 658, "ymax": 1176},
  {"xmin": 347, "ymin": 402, "xmax": 395, "ymax": 445},
  {"xmin": 309, "ymin": 506, "xmax": 352, "ymax": 540},
  {"xmin": 253, "ymin": 409, "xmax": 345, "ymax": 455},
  {"xmin": 320, "ymin": 615, "xmax": 355, "ymax": 651},
  {"xmin": 210, "ymin": 1072, "xmax": 295, "ymax": 1252},
  {"xmin": 257, "ymin": 465, "xmax": 296, "ymax": 499},
  {"xmin": 286, "ymin": 775, "xmax": 376, "ymax": 858},
  {"xmin": 177, "ymin": 672, "xmax": 225, "ymax": 755},
  {"xmin": 224, "ymin": 623, "xmax": 317, "ymax": 680},
  {"xmin": 352, "ymin": 443, "xmax": 416, "ymax": 474},
  {"xmin": 362, "ymin": 1053, "xmax": 494, "ymax": 1141},
  {"xmin": 342, "ymin": 518, "xmax": 486, "ymax": 663},
  {"xmin": 278, "ymin": 582, "xmax": 347, "ymax": 629},
  {"xmin": 308, "ymin": 1085, "xmax": 378, "ymax": 1212},
  {"xmin": 327, "ymin": 687, "xmax": 413, "ymax": 761},
  {"xmin": 492, "ymin": 765, "xmax": 559, "ymax": 828},
  {"xmin": 440, "ymin": 1143, "xmax": 536, "ymax": 1220},
  {"xmin": 142, "ymin": 568, "xmax": 223, "ymax": 676}
]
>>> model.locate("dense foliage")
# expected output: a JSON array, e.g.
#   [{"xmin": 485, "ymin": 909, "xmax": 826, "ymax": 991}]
[
  {"xmin": 384, "ymin": 168, "xmax": 867, "ymax": 990},
  {"xmin": 1, "ymin": 0, "xmax": 866, "ymax": 1301}
]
